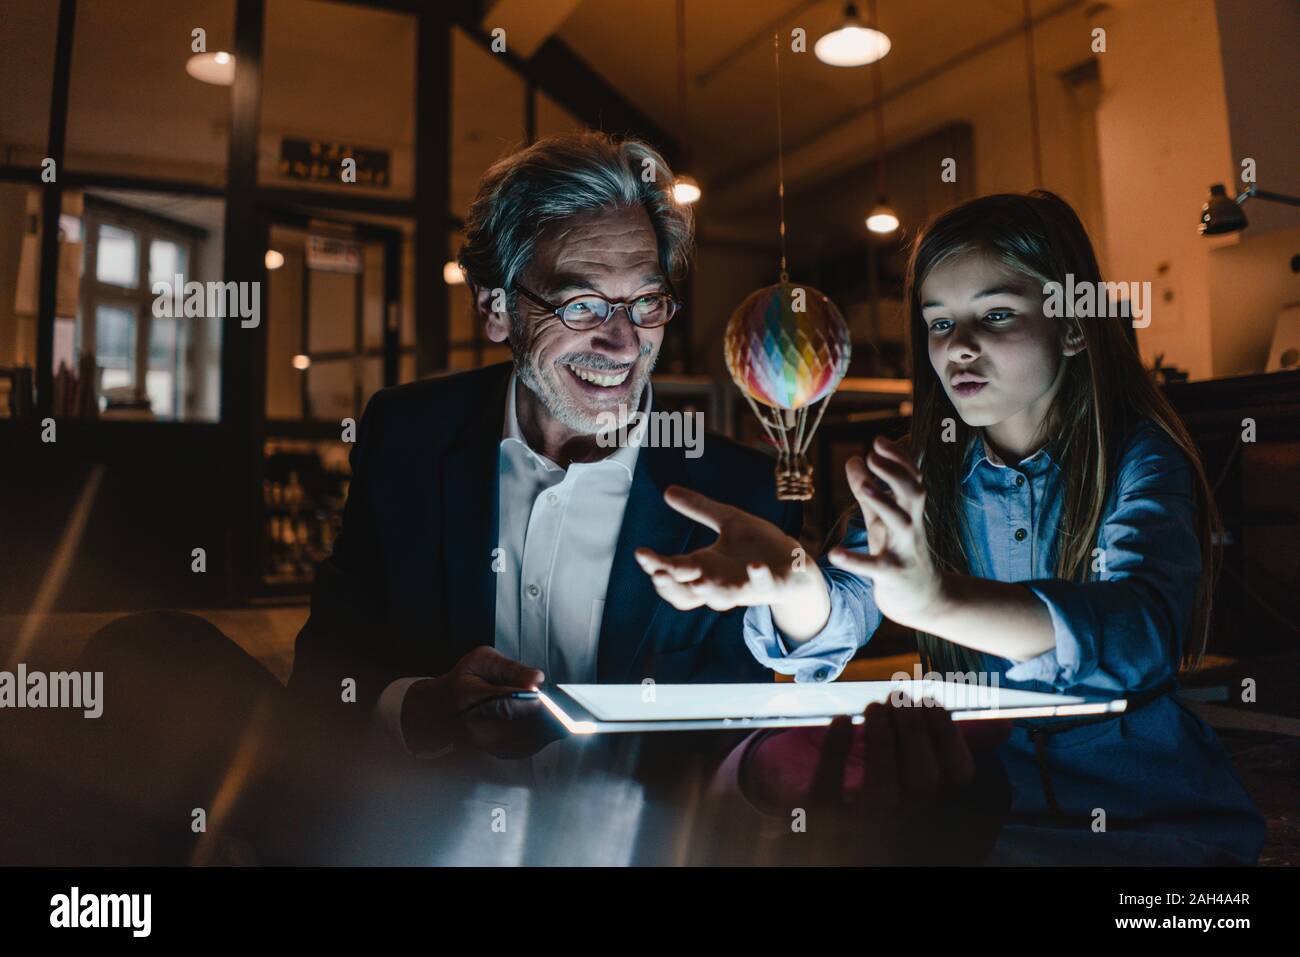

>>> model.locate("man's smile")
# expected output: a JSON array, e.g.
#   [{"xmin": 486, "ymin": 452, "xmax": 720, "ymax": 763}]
[{"xmin": 564, "ymin": 362, "xmax": 632, "ymax": 388}]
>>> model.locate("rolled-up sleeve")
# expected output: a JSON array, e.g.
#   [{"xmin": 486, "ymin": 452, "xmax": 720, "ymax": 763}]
[
  {"xmin": 1008, "ymin": 432, "xmax": 1202, "ymax": 693},
  {"xmin": 744, "ymin": 519, "xmax": 883, "ymax": 682}
]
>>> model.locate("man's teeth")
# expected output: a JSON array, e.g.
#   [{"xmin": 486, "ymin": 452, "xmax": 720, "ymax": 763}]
[{"xmin": 568, "ymin": 364, "xmax": 630, "ymax": 387}]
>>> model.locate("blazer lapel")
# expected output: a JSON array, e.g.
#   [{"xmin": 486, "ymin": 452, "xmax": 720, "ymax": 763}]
[
  {"xmin": 597, "ymin": 444, "xmax": 695, "ymax": 683},
  {"xmin": 440, "ymin": 367, "xmax": 511, "ymax": 662}
]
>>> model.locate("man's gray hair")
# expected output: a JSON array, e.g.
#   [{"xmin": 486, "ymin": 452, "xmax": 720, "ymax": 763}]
[{"xmin": 457, "ymin": 132, "xmax": 694, "ymax": 304}]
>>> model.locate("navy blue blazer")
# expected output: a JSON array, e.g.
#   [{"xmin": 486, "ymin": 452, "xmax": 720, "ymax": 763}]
[{"xmin": 288, "ymin": 362, "xmax": 801, "ymax": 718}]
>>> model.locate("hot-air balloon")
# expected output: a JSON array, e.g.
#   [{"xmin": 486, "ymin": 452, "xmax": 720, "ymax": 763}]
[{"xmin": 724, "ymin": 282, "xmax": 851, "ymax": 500}]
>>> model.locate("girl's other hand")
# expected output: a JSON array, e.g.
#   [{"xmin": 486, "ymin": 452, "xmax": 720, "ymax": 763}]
[{"xmin": 828, "ymin": 436, "xmax": 947, "ymax": 629}]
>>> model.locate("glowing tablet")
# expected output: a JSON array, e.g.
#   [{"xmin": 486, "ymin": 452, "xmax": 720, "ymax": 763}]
[{"xmin": 538, "ymin": 680, "xmax": 1126, "ymax": 734}]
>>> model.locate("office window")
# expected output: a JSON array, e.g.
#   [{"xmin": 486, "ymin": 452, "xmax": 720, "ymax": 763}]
[{"xmin": 68, "ymin": 189, "xmax": 224, "ymax": 421}]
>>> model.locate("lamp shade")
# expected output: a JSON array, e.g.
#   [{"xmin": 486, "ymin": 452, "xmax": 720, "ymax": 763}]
[
  {"xmin": 673, "ymin": 174, "xmax": 702, "ymax": 205},
  {"xmin": 815, "ymin": 3, "xmax": 890, "ymax": 67},
  {"xmin": 866, "ymin": 201, "xmax": 899, "ymax": 234}
]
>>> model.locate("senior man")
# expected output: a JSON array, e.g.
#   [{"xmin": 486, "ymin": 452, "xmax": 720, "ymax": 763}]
[{"xmin": 287, "ymin": 132, "xmax": 804, "ymax": 761}]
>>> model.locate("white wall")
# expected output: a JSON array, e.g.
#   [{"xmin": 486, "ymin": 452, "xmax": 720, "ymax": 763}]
[
  {"xmin": 1208, "ymin": 226, "xmax": 1300, "ymax": 377},
  {"xmin": 1093, "ymin": 0, "xmax": 1234, "ymax": 380}
]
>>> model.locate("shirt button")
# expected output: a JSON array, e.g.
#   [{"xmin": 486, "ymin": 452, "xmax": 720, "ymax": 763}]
[
  {"xmin": 1014, "ymin": 528, "xmax": 1028, "ymax": 542},
  {"xmin": 546, "ymin": 492, "xmax": 559, "ymax": 507},
  {"xmin": 527, "ymin": 583, "xmax": 541, "ymax": 598},
  {"xmin": 813, "ymin": 666, "xmax": 831, "ymax": 682},
  {"xmin": 1015, "ymin": 474, "xmax": 1025, "ymax": 487}
]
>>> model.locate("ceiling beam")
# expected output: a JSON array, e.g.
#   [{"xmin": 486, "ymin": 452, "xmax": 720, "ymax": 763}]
[
  {"xmin": 451, "ymin": 12, "xmax": 682, "ymax": 166},
  {"xmin": 482, "ymin": 0, "xmax": 585, "ymax": 60}
]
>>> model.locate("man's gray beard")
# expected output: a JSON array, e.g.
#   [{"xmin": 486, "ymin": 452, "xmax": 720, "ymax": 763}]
[{"xmin": 509, "ymin": 313, "xmax": 656, "ymax": 435}]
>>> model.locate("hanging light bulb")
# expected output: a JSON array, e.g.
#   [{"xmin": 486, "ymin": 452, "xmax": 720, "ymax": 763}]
[
  {"xmin": 264, "ymin": 249, "xmax": 284, "ymax": 270},
  {"xmin": 866, "ymin": 200, "xmax": 899, "ymax": 234},
  {"xmin": 671, "ymin": 1, "xmax": 702, "ymax": 206},
  {"xmin": 673, "ymin": 174, "xmax": 702, "ymax": 205},
  {"xmin": 815, "ymin": 2, "xmax": 891, "ymax": 67},
  {"xmin": 185, "ymin": 51, "xmax": 236, "ymax": 86},
  {"xmin": 443, "ymin": 261, "xmax": 465, "ymax": 285},
  {"xmin": 863, "ymin": 1, "xmax": 897, "ymax": 235}
]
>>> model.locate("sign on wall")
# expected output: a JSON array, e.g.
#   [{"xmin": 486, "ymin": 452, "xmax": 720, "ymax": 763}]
[{"xmin": 279, "ymin": 139, "xmax": 390, "ymax": 188}]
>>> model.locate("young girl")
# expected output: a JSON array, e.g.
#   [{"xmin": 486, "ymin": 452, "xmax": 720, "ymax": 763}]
[{"xmin": 636, "ymin": 191, "xmax": 1266, "ymax": 865}]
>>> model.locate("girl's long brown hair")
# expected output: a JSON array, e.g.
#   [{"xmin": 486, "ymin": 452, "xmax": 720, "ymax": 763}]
[{"xmin": 902, "ymin": 191, "xmax": 1220, "ymax": 676}]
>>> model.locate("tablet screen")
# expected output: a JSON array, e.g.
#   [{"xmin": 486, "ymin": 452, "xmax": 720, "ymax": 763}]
[{"xmin": 557, "ymin": 680, "xmax": 1090, "ymax": 723}]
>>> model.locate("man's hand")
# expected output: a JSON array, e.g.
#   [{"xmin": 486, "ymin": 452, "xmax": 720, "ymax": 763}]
[
  {"xmin": 402, "ymin": 647, "xmax": 558, "ymax": 758},
  {"xmin": 634, "ymin": 485, "xmax": 831, "ymax": 642},
  {"xmin": 828, "ymin": 436, "xmax": 947, "ymax": 630}
]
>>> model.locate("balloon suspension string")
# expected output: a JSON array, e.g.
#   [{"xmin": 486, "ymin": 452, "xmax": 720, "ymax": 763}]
[
  {"xmin": 800, "ymin": 395, "xmax": 833, "ymax": 455},
  {"xmin": 742, "ymin": 391, "xmax": 787, "ymax": 455},
  {"xmin": 773, "ymin": 31, "xmax": 789, "ymax": 285}
]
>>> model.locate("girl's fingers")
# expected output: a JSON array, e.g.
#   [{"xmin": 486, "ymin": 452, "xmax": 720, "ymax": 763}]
[
  {"xmin": 828, "ymin": 547, "xmax": 901, "ymax": 578},
  {"xmin": 650, "ymin": 571, "xmax": 705, "ymax": 610},
  {"xmin": 746, "ymin": 562, "xmax": 778, "ymax": 596},
  {"xmin": 663, "ymin": 485, "xmax": 735, "ymax": 533},
  {"xmin": 866, "ymin": 449, "xmax": 924, "ymax": 503},
  {"xmin": 845, "ymin": 457, "xmax": 890, "ymax": 531},
  {"xmin": 809, "ymin": 715, "xmax": 854, "ymax": 806},
  {"xmin": 859, "ymin": 702, "xmax": 900, "ymax": 809},
  {"xmin": 872, "ymin": 436, "xmax": 923, "ymax": 485},
  {"xmin": 894, "ymin": 703, "xmax": 942, "ymax": 797},
  {"xmin": 635, "ymin": 548, "xmax": 703, "ymax": 582},
  {"xmin": 691, "ymin": 580, "xmax": 744, "ymax": 612},
  {"xmin": 924, "ymin": 704, "xmax": 976, "ymax": 788},
  {"xmin": 858, "ymin": 483, "xmax": 912, "ymax": 537}
]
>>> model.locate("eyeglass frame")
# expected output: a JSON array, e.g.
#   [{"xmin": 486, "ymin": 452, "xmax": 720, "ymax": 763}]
[{"xmin": 512, "ymin": 281, "xmax": 683, "ymax": 331}]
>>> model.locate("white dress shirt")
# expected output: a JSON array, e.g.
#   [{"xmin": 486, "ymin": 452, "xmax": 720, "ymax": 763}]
[{"xmin": 374, "ymin": 372, "xmax": 649, "ymax": 754}]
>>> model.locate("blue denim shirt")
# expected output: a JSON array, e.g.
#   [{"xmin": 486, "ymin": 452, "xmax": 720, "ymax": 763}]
[{"xmin": 744, "ymin": 418, "xmax": 1265, "ymax": 863}]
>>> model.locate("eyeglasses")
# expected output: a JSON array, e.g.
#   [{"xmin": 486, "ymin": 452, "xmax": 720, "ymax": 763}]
[{"xmin": 514, "ymin": 282, "xmax": 682, "ymax": 331}]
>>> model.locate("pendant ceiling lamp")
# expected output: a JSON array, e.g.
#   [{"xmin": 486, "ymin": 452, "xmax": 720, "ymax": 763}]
[
  {"xmin": 185, "ymin": 51, "xmax": 235, "ymax": 86},
  {"xmin": 672, "ymin": 0, "xmax": 701, "ymax": 205},
  {"xmin": 815, "ymin": 1, "xmax": 891, "ymax": 67},
  {"xmin": 864, "ymin": 0, "xmax": 898, "ymax": 234}
]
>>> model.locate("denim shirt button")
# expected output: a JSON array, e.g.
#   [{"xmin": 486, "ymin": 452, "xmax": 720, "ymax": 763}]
[
  {"xmin": 1014, "ymin": 527, "xmax": 1028, "ymax": 542},
  {"xmin": 814, "ymin": 666, "xmax": 832, "ymax": 682},
  {"xmin": 1015, "ymin": 474, "xmax": 1025, "ymax": 487}
]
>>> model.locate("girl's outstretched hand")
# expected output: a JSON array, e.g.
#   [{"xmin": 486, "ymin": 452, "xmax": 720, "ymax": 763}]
[
  {"xmin": 828, "ymin": 435, "xmax": 947, "ymax": 629},
  {"xmin": 634, "ymin": 486, "xmax": 831, "ymax": 640}
]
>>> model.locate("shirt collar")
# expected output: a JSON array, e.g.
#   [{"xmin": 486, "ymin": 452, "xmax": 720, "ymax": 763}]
[
  {"xmin": 501, "ymin": 371, "xmax": 651, "ymax": 480},
  {"xmin": 960, "ymin": 430, "xmax": 1059, "ymax": 485}
]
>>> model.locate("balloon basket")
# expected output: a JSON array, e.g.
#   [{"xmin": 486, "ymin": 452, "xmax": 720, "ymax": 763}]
[{"xmin": 775, "ymin": 451, "xmax": 814, "ymax": 501}]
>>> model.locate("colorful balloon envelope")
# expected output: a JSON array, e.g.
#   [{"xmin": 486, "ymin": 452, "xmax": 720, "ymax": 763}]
[{"xmin": 724, "ymin": 282, "xmax": 851, "ymax": 411}]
